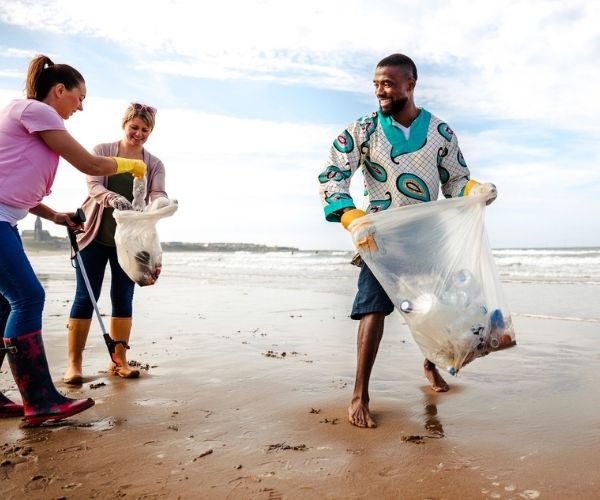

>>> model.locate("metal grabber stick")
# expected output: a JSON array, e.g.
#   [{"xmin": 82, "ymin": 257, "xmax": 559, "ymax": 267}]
[{"xmin": 67, "ymin": 208, "xmax": 129, "ymax": 366}]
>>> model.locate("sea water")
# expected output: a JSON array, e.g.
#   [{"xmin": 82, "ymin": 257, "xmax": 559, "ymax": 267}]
[{"xmin": 27, "ymin": 247, "xmax": 600, "ymax": 324}]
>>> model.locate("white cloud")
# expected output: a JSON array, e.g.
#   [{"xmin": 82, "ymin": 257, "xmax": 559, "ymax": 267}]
[
  {"xmin": 1, "ymin": 46, "xmax": 38, "ymax": 58},
  {"xmin": 0, "ymin": 69, "xmax": 22, "ymax": 78},
  {"xmin": 3, "ymin": 91, "xmax": 340, "ymax": 248},
  {"xmin": 9, "ymin": 90, "xmax": 594, "ymax": 250},
  {"xmin": 1, "ymin": 0, "xmax": 598, "ymax": 130},
  {"xmin": 1, "ymin": 0, "xmax": 599, "ymax": 249}
]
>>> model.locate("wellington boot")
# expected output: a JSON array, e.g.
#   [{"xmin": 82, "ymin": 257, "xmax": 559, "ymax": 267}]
[
  {"xmin": 107, "ymin": 317, "xmax": 140, "ymax": 379},
  {"xmin": 0, "ymin": 349, "xmax": 24, "ymax": 418},
  {"xmin": 4, "ymin": 331, "xmax": 94, "ymax": 426},
  {"xmin": 63, "ymin": 318, "xmax": 92, "ymax": 385}
]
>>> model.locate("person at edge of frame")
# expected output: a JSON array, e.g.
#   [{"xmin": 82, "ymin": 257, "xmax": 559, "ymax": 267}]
[{"xmin": 0, "ymin": 54, "xmax": 146, "ymax": 426}]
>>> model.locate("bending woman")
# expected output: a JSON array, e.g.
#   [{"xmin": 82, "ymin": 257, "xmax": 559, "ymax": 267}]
[{"xmin": 0, "ymin": 54, "xmax": 146, "ymax": 426}]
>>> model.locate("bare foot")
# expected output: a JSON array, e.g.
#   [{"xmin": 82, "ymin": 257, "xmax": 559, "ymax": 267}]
[
  {"xmin": 63, "ymin": 365, "xmax": 83, "ymax": 385},
  {"xmin": 348, "ymin": 399, "xmax": 377, "ymax": 428},
  {"xmin": 424, "ymin": 360, "xmax": 449, "ymax": 392}
]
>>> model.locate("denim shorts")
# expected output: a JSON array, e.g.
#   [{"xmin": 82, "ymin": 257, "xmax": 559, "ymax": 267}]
[{"xmin": 351, "ymin": 263, "xmax": 395, "ymax": 320}]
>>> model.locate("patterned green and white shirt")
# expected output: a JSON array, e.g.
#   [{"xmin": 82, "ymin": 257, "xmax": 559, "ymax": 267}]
[{"xmin": 319, "ymin": 108, "xmax": 471, "ymax": 222}]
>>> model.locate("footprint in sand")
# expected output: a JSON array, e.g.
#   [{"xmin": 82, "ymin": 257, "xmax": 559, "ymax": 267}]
[
  {"xmin": 519, "ymin": 491, "xmax": 540, "ymax": 499},
  {"xmin": 24, "ymin": 474, "xmax": 51, "ymax": 492}
]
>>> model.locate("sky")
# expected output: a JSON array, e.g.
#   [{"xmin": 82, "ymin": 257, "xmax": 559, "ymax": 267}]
[{"xmin": 0, "ymin": 0, "xmax": 598, "ymax": 250}]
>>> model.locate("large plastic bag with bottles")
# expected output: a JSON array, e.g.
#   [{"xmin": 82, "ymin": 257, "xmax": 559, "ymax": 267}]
[
  {"xmin": 113, "ymin": 196, "xmax": 178, "ymax": 287},
  {"xmin": 348, "ymin": 194, "xmax": 515, "ymax": 375}
]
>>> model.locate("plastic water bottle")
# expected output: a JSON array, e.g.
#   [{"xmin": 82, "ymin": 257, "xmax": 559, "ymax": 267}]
[
  {"xmin": 490, "ymin": 309, "xmax": 505, "ymax": 330},
  {"xmin": 411, "ymin": 294, "xmax": 435, "ymax": 315},
  {"xmin": 452, "ymin": 269, "xmax": 474, "ymax": 288},
  {"xmin": 455, "ymin": 290, "xmax": 471, "ymax": 308},
  {"xmin": 400, "ymin": 300, "xmax": 413, "ymax": 313},
  {"xmin": 409, "ymin": 293, "xmax": 456, "ymax": 333},
  {"xmin": 132, "ymin": 176, "xmax": 147, "ymax": 211},
  {"xmin": 488, "ymin": 309, "xmax": 508, "ymax": 349},
  {"xmin": 440, "ymin": 290, "xmax": 458, "ymax": 306}
]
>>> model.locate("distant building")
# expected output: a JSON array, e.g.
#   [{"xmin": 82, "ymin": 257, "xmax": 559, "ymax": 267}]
[
  {"xmin": 21, "ymin": 216, "xmax": 68, "ymax": 250},
  {"xmin": 21, "ymin": 216, "xmax": 52, "ymax": 242}
]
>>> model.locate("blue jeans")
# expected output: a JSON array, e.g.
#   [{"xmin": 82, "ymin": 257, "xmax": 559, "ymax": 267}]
[
  {"xmin": 0, "ymin": 222, "xmax": 45, "ymax": 338},
  {"xmin": 70, "ymin": 240, "xmax": 135, "ymax": 319}
]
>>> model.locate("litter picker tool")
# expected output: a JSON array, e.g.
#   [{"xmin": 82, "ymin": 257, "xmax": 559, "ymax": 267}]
[{"xmin": 67, "ymin": 209, "xmax": 130, "ymax": 366}]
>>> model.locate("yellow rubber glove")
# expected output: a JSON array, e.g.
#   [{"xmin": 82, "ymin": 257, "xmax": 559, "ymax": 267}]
[
  {"xmin": 464, "ymin": 179, "xmax": 497, "ymax": 205},
  {"xmin": 341, "ymin": 208, "xmax": 367, "ymax": 230},
  {"xmin": 112, "ymin": 157, "xmax": 147, "ymax": 179}
]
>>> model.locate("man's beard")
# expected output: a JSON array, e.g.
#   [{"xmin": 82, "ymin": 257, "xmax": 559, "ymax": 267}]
[{"xmin": 380, "ymin": 96, "xmax": 408, "ymax": 116}]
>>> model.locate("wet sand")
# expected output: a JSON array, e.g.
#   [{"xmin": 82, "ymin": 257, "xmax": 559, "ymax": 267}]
[{"xmin": 1, "ymin": 263, "xmax": 600, "ymax": 499}]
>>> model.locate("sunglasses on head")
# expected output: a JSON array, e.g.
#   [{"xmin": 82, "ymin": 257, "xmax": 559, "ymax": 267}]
[{"xmin": 131, "ymin": 102, "xmax": 157, "ymax": 115}]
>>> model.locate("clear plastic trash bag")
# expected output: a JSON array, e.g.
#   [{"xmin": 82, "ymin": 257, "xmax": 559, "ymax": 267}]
[
  {"xmin": 113, "ymin": 197, "xmax": 178, "ymax": 287},
  {"xmin": 349, "ymin": 195, "xmax": 515, "ymax": 375}
]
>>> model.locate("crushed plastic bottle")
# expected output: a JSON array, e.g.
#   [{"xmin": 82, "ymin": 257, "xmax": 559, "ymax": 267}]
[
  {"xmin": 409, "ymin": 293, "xmax": 457, "ymax": 334},
  {"xmin": 132, "ymin": 176, "xmax": 147, "ymax": 211},
  {"xmin": 487, "ymin": 309, "xmax": 515, "ymax": 350},
  {"xmin": 452, "ymin": 269, "xmax": 475, "ymax": 289}
]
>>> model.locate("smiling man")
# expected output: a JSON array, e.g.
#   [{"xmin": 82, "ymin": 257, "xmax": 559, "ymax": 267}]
[{"xmin": 318, "ymin": 53, "xmax": 497, "ymax": 429}]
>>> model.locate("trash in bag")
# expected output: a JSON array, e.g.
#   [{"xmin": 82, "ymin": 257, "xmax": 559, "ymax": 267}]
[
  {"xmin": 348, "ymin": 194, "xmax": 515, "ymax": 375},
  {"xmin": 113, "ymin": 197, "xmax": 178, "ymax": 287}
]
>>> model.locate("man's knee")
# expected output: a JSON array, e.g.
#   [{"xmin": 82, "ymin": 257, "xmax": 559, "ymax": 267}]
[
  {"xmin": 359, "ymin": 311, "xmax": 386, "ymax": 322},
  {"xmin": 358, "ymin": 312, "xmax": 386, "ymax": 335}
]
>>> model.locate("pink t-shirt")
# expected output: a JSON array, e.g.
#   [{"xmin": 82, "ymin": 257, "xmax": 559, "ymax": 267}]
[{"xmin": 0, "ymin": 99, "xmax": 66, "ymax": 209}]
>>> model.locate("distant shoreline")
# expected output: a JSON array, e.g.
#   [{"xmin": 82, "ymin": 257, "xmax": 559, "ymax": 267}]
[
  {"xmin": 22, "ymin": 239, "xmax": 300, "ymax": 253},
  {"xmin": 161, "ymin": 241, "xmax": 299, "ymax": 252},
  {"xmin": 22, "ymin": 237, "xmax": 600, "ymax": 254}
]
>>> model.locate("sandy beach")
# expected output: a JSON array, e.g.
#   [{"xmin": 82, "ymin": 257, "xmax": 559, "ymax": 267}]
[{"xmin": 1, "ymin": 250, "xmax": 600, "ymax": 499}]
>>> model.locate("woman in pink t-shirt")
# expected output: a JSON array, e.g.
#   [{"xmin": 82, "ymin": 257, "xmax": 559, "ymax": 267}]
[{"xmin": 0, "ymin": 54, "xmax": 147, "ymax": 426}]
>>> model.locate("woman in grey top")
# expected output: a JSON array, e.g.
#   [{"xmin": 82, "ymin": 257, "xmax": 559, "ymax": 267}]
[{"xmin": 63, "ymin": 102, "xmax": 167, "ymax": 384}]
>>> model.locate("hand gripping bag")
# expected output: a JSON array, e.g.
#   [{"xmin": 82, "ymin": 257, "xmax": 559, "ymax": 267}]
[
  {"xmin": 113, "ymin": 197, "xmax": 178, "ymax": 286},
  {"xmin": 349, "ymin": 194, "xmax": 515, "ymax": 375}
]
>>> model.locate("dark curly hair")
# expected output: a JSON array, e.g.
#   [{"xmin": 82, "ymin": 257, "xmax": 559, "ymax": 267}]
[{"xmin": 376, "ymin": 53, "xmax": 418, "ymax": 81}]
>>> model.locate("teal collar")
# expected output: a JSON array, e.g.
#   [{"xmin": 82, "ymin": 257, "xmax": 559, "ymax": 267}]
[{"xmin": 378, "ymin": 108, "xmax": 431, "ymax": 158}]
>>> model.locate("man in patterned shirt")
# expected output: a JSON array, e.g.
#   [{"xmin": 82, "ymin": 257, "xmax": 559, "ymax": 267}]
[{"xmin": 318, "ymin": 53, "xmax": 497, "ymax": 428}]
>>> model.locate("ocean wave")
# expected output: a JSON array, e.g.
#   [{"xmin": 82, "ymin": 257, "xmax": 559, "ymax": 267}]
[
  {"xmin": 492, "ymin": 247, "xmax": 600, "ymax": 281},
  {"xmin": 513, "ymin": 312, "xmax": 600, "ymax": 323},
  {"xmin": 27, "ymin": 247, "xmax": 600, "ymax": 285},
  {"xmin": 157, "ymin": 248, "xmax": 600, "ymax": 282}
]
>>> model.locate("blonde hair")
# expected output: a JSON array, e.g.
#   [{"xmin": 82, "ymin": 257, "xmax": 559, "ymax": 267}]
[{"xmin": 121, "ymin": 102, "xmax": 156, "ymax": 130}]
